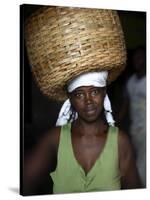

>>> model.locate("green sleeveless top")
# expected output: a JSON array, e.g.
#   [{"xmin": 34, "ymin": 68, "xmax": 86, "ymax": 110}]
[{"xmin": 50, "ymin": 123, "xmax": 121, "ymax": 194}]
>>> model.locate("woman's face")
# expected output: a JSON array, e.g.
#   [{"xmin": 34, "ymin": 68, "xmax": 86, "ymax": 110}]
[{"xmin": 69, "ymin": 86, "xmax": 106, "ymax": 123}]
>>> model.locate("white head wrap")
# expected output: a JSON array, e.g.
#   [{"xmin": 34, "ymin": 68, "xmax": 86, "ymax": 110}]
[{"xmin": 56, "ymin": 71, "xmax": 115, "ymax": 126}]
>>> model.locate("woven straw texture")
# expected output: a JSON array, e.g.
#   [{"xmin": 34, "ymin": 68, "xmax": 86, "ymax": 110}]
[{"xmin": 25, "ymin": 6, "xmax": 127, "ymax": 101}]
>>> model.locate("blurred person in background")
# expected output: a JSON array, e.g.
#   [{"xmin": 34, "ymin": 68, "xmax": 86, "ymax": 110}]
[{"xmin": 121, "ymin": 46, "xmax": 146, "ymax": 187}]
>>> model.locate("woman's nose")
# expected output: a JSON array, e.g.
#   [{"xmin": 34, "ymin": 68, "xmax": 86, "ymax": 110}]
[{"xmin": 85, "ymin": 93, "xmax": 93, "ymax": 104}]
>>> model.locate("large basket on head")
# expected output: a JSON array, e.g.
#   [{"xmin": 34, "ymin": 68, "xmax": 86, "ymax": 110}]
[{"xmin": 25, "ymin": 6, "xmax": 127, "ymax": 101}]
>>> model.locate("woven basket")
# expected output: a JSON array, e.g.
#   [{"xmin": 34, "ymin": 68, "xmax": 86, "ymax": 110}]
[{"xmin": 25, "ymin": 6, "xmax": 126, "ymax": 101}]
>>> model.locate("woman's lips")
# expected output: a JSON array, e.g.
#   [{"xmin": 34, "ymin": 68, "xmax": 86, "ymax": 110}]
[{"xmin": 84, "ymin": 107, "xmax": 97, "ymax": 115}]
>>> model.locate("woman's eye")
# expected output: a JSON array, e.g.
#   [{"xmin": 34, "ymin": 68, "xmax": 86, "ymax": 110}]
[
  {"xmin": 76, "ymin": 93, "xmax": 84, "ymax": 98},
  {"xmin": 91, "ymin": 89, "xmax": 99, "ymax": 96}
]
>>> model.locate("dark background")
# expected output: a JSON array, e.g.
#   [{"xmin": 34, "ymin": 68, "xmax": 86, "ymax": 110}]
[{"xmin": 20, "ymin": 4, "xmax": 146, "ymax": 195}]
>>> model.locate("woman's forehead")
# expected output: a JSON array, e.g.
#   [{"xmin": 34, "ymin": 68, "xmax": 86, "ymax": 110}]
[{"xmin": 73, "ymin": 86, "xmax": 105, "ymax": 92}]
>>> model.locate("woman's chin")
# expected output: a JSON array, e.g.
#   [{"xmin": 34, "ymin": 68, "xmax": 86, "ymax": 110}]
[{"xmin": 79, "ymin": 113, "xmax": 101, "ymax": 123}]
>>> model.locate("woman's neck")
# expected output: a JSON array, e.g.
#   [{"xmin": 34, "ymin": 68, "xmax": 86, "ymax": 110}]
[{"xmin": 72, "ymin": 118, "xmax": 107, "ymax": 136}]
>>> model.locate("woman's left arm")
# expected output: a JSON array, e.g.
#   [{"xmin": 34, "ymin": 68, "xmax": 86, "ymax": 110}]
[{"xmin": 118, "ymin": 129, "xmax": 143, "ymax": 189}]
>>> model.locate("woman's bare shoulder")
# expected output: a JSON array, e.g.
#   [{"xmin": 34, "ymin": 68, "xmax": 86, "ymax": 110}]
[
  {"xmin": 117, "ymin": 128, "xmax": 135, "ymax": 166},
  {"xmin": 46, "ymin": 126, "xmax": 61, "ymax": 151},
  {"xmin": 118, "ymin": 129, "xmax": 132, "ymax": 146}
]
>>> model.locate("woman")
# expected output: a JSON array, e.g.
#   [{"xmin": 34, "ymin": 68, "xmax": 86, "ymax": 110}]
[
  {"xmin": 23, "ymin": 6, "xmax": 142, "ymax": 194},
  {"xmin": 23, "ymin": 71, "xmax": 141, "ymax": 194}
]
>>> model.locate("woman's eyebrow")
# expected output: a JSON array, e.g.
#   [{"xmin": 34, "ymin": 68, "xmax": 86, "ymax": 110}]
[{"xmin": 73, "ymin": 89, "xmax": 84, "ymax": 93}]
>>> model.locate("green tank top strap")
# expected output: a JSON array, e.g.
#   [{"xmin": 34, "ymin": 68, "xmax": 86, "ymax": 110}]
[
  {"xmin": 105, "ymin": 126, "xmax": 119, "ymax": 153},
  {"xmin": 57, "ymin": 123, "xmax": 71, "ymax": 163}
]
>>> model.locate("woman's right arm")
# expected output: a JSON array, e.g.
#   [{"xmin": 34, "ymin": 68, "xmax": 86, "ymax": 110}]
[{"xmin": 23, "ymin": 127, "xmax": 61, "ymax": 193}]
